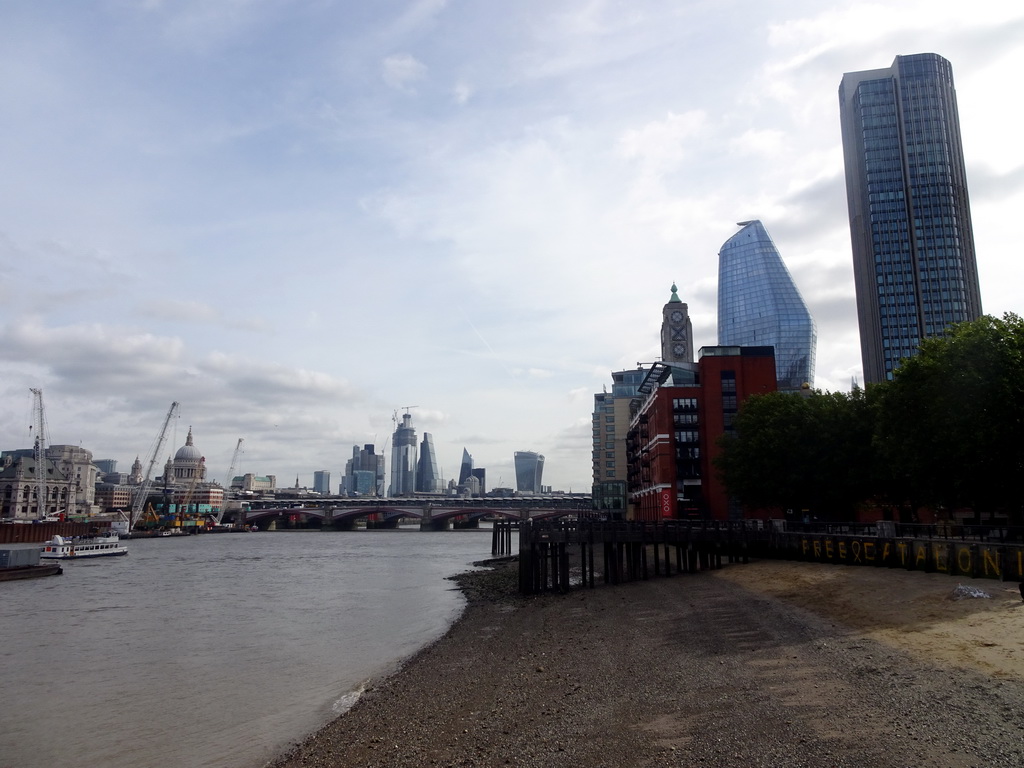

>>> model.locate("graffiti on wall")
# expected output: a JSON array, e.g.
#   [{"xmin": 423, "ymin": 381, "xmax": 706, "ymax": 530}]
[{"xmin": 796, "ymin": 536, "xmax": 1023, "ymax": 580}]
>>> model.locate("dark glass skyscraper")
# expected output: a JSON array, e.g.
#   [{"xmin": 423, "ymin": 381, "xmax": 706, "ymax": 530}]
[
  {"xmin": 416, "ymin": 432, "xmax": 440, "ymax": 492},
  {"xmin": 840, "ymin": 53, "xmax": 982, "ymax": 384},
  {"xmin": 717, "ymin": 220, "xmax": 816, "ymax": 391}
]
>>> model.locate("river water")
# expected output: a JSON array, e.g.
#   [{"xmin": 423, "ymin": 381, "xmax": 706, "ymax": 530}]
[{"xmin": 0, "ymin": 529, "xmax": 495, "ymax": 768}]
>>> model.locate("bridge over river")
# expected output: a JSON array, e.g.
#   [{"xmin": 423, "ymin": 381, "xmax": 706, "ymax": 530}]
[{"xmin": 241, "ymin": 496, "xmax": 590, "ymax": 532}]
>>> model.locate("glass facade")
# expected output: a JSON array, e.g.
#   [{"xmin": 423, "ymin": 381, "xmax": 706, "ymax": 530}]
[
  {"xmin": 416, "ymin": 432, "xmax": 440, "ymax": 492},
  {"xmin": 388, "ymin": 413, "xmax": 417, "ymax": 497},
  {"xmin": 840, "ymin": 53, "xmax": 981, "ymax": 383},
  {"xmin": 514, "ymin": 450, "xmax": 545, "ymax": 493},
  {"xmin": 717, "ymin": 220, "xmax": 816, "ymax": 391}
]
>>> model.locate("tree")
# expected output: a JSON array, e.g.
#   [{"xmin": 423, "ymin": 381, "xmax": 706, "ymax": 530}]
[
  {"xmin": 716, "ymin": 387, "xmax": 875, "ymax": 519},
  {"xmin": 874, "ymin": 313, "xmax": 1024, "ymax": 523}
]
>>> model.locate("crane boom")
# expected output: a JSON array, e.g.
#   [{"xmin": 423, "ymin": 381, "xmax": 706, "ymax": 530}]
[
  {"xmin": 129, "ymin": 402, "xmax": 179, "ymax": 531},
  {"xmin": 217, "ymin": 438, "xmax": 244, "ymax": 524},
  {"xmin": 29, "ymin": 388, "xmax": 48, "ymax": 519}
]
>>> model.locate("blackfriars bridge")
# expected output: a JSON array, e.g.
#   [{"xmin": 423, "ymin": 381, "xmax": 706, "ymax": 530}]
[{"xmin": 239, "ymin": 495, "xmax": 591, "ymax": 532}]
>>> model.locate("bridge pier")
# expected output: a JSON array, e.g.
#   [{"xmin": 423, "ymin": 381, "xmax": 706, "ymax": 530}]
[{"xmin": 421, "ymin": 518, "xmax": 451, "ymax": 531}]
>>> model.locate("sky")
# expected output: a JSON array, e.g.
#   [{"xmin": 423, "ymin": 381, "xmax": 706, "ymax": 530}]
[{"xmin": 1, "ymin": 1, "xmax": 1022, "ymax": 494}]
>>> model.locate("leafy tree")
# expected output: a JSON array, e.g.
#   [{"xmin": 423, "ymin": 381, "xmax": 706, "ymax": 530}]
[
  {"xmin": 716, "ymin": 387, "xmax": 875, "ymax": 519},
  {"xmin": 874, "ymin": 313, "xmax": 1024, "ymax": 523}
]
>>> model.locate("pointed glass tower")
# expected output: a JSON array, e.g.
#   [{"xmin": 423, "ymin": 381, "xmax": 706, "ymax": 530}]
[
  {"xmin": 717, "ymin": 220, "xmax": 817, "ymax": 390},
  {"xmin": 416, "ymin": 432, "xmax": 440, "ymax": 492}
]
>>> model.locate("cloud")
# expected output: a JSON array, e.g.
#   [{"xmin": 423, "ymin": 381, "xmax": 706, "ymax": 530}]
[
  {"xmin": 382, "ymin": 53, "xmax": 427, "ymax": 91},
  {"xmin": 618, "ymin": 111, "xmax": 708, "ymax": 168},
  {"xmin": 453, "ymin": 80, "xmax": 473, "ymax": 105}
]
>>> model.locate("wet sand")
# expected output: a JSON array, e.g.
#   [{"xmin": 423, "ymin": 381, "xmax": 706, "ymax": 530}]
[{"xmin": 268, "ymin": 558, "xmax": 1024, "ymax": 767}]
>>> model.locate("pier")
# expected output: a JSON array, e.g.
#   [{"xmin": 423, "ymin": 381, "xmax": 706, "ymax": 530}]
[{"xmin": 515, "ymin": 519, "xmax": 1024, "ymax": 594}]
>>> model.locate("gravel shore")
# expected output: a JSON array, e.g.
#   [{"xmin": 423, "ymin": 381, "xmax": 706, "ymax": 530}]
[{"xmin": 268, "ymin": 557, "xmax": 1024, "ymax": 767}]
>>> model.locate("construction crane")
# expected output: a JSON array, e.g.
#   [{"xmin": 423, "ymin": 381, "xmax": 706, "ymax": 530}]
[
  {"xmin": 29, "ymin": 388, "xmax": 49, "ymax": 519},
  {"xmin": 217, "ymin": 438, "xmax": 244, "ymax": 524},
  {"xmin": 392, "ymin": 405, "xmax": 419, "ymax": 426},
  {"xmin": 128, "ymin": 402, "xmax": 180, "ymax": 532}
]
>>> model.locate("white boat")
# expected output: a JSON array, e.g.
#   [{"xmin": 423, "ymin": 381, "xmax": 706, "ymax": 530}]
[{"xmin": 40, "ymin": 533, "xmax": 128, "ymax": 560}]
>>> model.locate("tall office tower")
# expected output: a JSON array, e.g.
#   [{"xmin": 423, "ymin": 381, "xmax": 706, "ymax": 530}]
[
  {"xmin": 416, "ymin": 433, "xmax": 440, "ymax": 492},
  {"xmin": 840, "ymin": 53, "xmax": 982, "ymax": 384},
  {"xmin": 313, "ymin": 470, "xmax": 331, "ymax": 495},
  {"xmin": 457, "ymin": 448, "xmax": 474, "ymax": 485},
  {"xmin": 514, "ymin": 451, "xmax": 545, "ymax": 493},
  {"xmin": 718, "ymin": 220, "xmax": 817, "ymax": 391},
  {"xmin": 661, "ymin": 284, "xmax": 694, "ymax": 363},
  {"xmin": 342, "ymin": 444, "xmax": 385, "ymax": 496},
  {"xmin": 389, "ymin": 412, "xmax": 418, "ymax": 497},
  {"xmin": 471, "ymin": 468, "xmax": 486, "ymax": 495}
]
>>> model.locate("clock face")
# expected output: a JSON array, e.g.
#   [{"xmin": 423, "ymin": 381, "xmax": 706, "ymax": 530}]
[
  {"xmin": 670, "ymin": 310, "xmax": 684, "ymax": 323},
  {"xmin": 672, "ymin": 343, "xmax": 686, "ymax": 355}
]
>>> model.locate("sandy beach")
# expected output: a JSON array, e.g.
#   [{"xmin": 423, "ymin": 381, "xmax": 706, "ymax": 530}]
[{"xmin": 268, "ymin": 557, "xmax": 1024, "ymax": 767}]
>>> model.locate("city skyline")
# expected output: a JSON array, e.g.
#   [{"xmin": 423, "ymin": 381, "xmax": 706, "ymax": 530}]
[{"xmin": 1, "ymin": 2, "xmax": 1021, "ymax": 492}]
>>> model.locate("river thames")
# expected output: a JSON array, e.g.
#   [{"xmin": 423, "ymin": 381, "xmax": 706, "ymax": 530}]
[{"xmin": 0, "ymin": 528, "xmax": 494, "ymax": 768}]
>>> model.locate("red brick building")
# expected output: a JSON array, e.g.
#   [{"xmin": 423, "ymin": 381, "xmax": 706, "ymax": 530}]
[{"xmin": 626, "ymin": 346, "xmax": 777, "ymax": 521}]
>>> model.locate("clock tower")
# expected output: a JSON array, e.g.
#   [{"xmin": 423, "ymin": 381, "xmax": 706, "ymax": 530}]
[{"xmin": 660, "ymin": 283, "xmax": 693, "ymax": 363}]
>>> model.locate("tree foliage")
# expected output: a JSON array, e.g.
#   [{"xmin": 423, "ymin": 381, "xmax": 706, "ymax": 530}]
[
  {"xmin": 716, "ymin": 387, "xmax": 874, "ymax": 519},
  {"xmin": 716, "ymin": 314, "xmax": 1024, "ymax": 522},
  {"xmin": 874, "ymin": 313, "xmax": 1024, "ymax": 521}
]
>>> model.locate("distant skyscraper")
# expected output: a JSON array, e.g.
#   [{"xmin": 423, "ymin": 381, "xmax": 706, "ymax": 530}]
[
  {"xmin": 514, "ymin": 451, "xmax": 545, "ymax": 494},
  {"xmin": 471, "ymin": 468, "xmax": 486, "ymax": 495},
  {"xmin": 343, "ymin": 444, "xmax": 385, "ymax": 496},
  {"xmin": 458, "ymin": 448, "xmax": 474, "ymax": 486},
  {"xmin": 95, "ymin": 459, "xmax": 117, "ymax": 475},
  {"xmin": 840, "ymin": 53, "xmax": 982, "ymax": 384},
  {"xmin": 313, "ymin": 470, "xmax": 331, "ymax": 495},
  {"xmin": 389, "ymin": 412, "xmax": 417, "ymax": 497},
  {"xmin": 416, "ymin": 432, "xmax": 440, "ymax": 492},
  {"xmin": 660, "ymin": 284, "xmax": 694, "ymax": 363},
  {"xmin": 718, "ymin": 220, "xmax": 816, "ymax": 390}
]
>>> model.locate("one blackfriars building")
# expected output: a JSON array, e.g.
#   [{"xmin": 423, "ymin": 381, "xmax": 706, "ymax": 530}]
[
  {"xmin": 718, "ymin": 220, "xmax": 816, "ymax": 391},
  {"xmin": 839, "ymin": 53, "xmax": 982, "ymax": 384}
]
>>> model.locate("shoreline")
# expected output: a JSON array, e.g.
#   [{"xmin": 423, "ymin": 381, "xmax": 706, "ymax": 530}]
[{"xmin": 268, "ymin": 557, "xmax": 1024, "ymax": 767}]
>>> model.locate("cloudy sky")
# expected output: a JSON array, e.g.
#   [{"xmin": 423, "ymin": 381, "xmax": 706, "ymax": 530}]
[{"xmin": 1, "ymin": 1, "xmax": 1021, "ymax": 493}]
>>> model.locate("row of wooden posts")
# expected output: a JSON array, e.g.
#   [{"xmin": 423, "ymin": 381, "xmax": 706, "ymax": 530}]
[
  {"xmin": 501, "ymin": 519, "xmax": 1024, "ymax": 595},
  {"xmin": 497, "ymin": 519, "xmax": 757, "ymax": 595}
]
